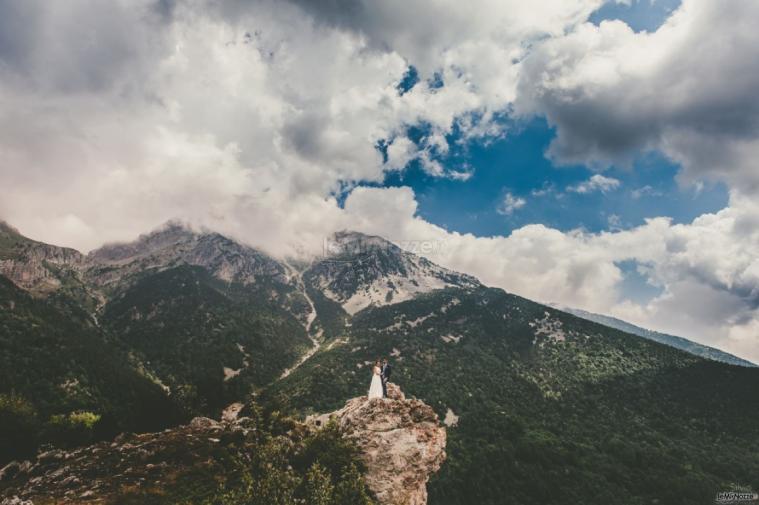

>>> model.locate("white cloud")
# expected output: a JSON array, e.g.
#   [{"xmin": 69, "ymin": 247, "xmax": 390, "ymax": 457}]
[
  {"xmin": 447, "ymin": 166, "xmax": 474, "ymax": 181},
  {"xmin": 607, "ymin": 213, "xmax": 622, "ymax": 230},
  {"xmin": 385, "ymin": 137, "xmax": 417, "ymax": 172},
  {"xmin": 2, "ymin": 0, "xmax": 759, "ymax": 365},
  {"xmin": 630, "ymin": 185, "xmax": 663, "ymax": 199},
  {"xmin": 568, "ymin": 174, "xmax": 621, "ymax": 194},
  {"xmin": 340, "ymin": 187, "xmax": 759, "ymax": 363},
  {"xmin": 531, "ymin": 183, "xmax": 557, "ymax": 197},
  {"xmin": 0, "ymin": 0, "xmax": 606, "ymax": 250},
  {"xmin": 517, "ymin": 0, "xmax": 759, "ymax": 193},
  {"xmin": 497, "ymin": 192, "xmax": 527, "ymax": 215}
]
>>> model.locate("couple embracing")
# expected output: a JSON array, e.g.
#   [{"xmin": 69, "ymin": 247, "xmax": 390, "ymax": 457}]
[{"xmin": 368, "ymin": 357, "xmax": 392, "ymax": 399}]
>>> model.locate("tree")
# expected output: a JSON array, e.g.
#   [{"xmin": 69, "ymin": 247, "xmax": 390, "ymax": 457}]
[
  {"xmin": 0, "ymin": 394, "xmax": 39, "ymax": 464},
  {"xmin": 334, "ymin": 464, "xmax": 374, "ymax": 505},
  {"xmin": 305, "ymin": 463, "xmax": 334, "ymax": 505}
]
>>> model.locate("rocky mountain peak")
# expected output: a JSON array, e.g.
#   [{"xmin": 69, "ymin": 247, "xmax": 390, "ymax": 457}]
[
  {"xmin": 0, "ymin": 223, "xmax": 84, "ymax": 295},
  {"xmin": 326, "ymin": 230, "xmax": 394, "ymax": 254},
  {"xmin": 87, "ymin": 221, "xmax": 289, "ymax": 287},
  {"xmin": 309, "ymin": 230, "xmax": 480, "ymax": 315},
  {"xmin": 0, "ymin": 221, "xmax": 21, "ymax": 236},
  {"xmin": 310, "ymin": 383, "xmax": 447, "ymax": 505},
  {"xmin": 87, "ymin": 220, "xmax": 199, "ymax": 264}
]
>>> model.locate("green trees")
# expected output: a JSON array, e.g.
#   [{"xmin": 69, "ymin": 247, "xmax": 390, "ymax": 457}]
[
  {"xmin": 42, "ymin": 411, "xmax": 102, "ymax": 450},
  {"xmin": 272, "ymin": 287, "xmax": 759, "ymax": 505},
  {"xmin": 334, "ymin": 464, "xmax": 374, "ymax": 505},
  {"xmin": 0, "ymin": 276, "xmax": 183, "ymax": 465},
  {"xmin": 0, "ymin": 394, "xmax": 39, "ymax": 463},
  {"xmin": 305, "ymin": 464, "xmax": 334, "ymax": 505},
  {"xmin": 195, "ymin": 414, "xmax": 376, "ymax": 505},
  {"xmin": 101, "ymin": 265, "xmax": 312, "ymax": 415}
]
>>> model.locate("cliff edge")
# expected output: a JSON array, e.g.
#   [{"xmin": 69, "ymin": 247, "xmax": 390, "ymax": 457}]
[{"xmin": 311, "ymin": 383, "xmax": 447, "ymax": 505}]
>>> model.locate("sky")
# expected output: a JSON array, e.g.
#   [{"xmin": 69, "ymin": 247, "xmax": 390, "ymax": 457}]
[{"xmin": 1, "ymin": 0, "xmax": 759, "ymax": 362}]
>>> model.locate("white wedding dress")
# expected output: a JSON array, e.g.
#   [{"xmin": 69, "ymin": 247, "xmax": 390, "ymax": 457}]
[{"xmin": 368, "ymin": 366, "xmax": 384, "ymax": 399}]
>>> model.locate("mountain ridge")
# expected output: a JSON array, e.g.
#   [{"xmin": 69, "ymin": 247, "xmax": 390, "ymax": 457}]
[
  {"xmin": 1, "ymin": 219, "xmax": 752, "ymax": 368},
  {"xmin": 558, "ymin": 305, "xmax": 755, "ymax": 367},
  {"xmin": 308, "ymin": 230, "xmax": 480, "ymax": 315},
  {"xmin": 3, "ymin": 220, "xmax": 759, "ymax": 504}
]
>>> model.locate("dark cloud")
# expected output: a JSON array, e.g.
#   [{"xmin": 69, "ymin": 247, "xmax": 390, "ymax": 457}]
[
  {"xmin": 537, "ymin": 96, "xmax": 660, "ymax": 167},
  {"xmin": 284, "ymin": 0, "xmax": 366, "ymax": 30},
  {"xmin": 153, "ymin": 0, "xmax": 179, "ymax": 22},
  {"xmin": 211, "ymin": 0, "xmax": 398, "ymax": 59},
  {"xmin": 517, "ymin": 0, "xmax": 759, "ymax": 191},
  {"xmin": 0, "ymin": 0, "xmax": 169, "ymax": 93},
  {"xmin": 0, "ymin": 1, "xmax": 44, "ymax": 77},
  {"xmin": 282, "ymin": 112, "xmax": 326, "ymax": 160}
]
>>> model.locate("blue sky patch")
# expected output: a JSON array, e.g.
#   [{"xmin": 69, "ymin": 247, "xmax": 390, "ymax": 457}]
[
  {"xmin": 615, "ymin": 259, "xmax": 664, "ymax": 304},
  {"xmin": 397, "ymin": 66, "xmax": 419, "ymax": 95},
  {"xmin": 346, "ymin": 0, "xmax": 726, "ymax": 241},
  {"xmin": 590, "ymin": 0, "xmax": 681, "ymax": 32},
  {"xmin": 377, "ymin": 117, "xmax": 727, "ymax": 237}
]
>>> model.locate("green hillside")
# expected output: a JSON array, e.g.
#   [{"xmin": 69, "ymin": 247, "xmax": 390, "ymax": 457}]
[
  {"xmin": 267, "ymin": 286, "xmax": 759, "ymax": 505},
  {"xmin": 0, "ymin": 276, "xmax": 183, "ymax": 465},
  {"xmin": 562, "ymin": 306, "xmax": 756, "ymax": 367},
  {"xmin": 102, "ymin": 265, "xmax": 313, "ymax": 415},
  {"xmin": 3, "ymin": 226, "xmax": 759, "ymax": 505}
]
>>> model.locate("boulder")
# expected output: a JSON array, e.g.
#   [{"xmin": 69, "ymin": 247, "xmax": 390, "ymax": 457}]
[{"xmin": 311, "ymin": 383, "xmax": 446, "ymax": 505}]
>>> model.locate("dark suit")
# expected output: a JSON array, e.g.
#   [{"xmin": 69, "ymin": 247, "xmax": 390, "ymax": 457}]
[{"xmin": 381, "ymin": 363, "xmax": 392, "ymax": 397}]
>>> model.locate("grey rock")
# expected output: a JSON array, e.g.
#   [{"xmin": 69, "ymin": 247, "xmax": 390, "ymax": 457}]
[
  {"xmin": 1, "ymin": 496, "xmax": 34, "ymax": 505},
  {"xmin": 0, "ymin": 461, "xmax": 20, "ymax": 481},
  {"xmin": 189, "ymin": 417, "xmax": 221, "ymax": 430}
]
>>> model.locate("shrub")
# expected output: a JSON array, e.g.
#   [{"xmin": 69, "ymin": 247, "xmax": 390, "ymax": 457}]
[
  {"xmin": 43, "ymin": 410, "xmax": 101, "ymax": 449},
  {"xmin": 0, "ymin": 393, "xmax": 39, "ymax": 464}
]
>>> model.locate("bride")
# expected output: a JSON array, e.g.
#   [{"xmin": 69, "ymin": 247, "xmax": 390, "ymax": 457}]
[{"xmin": 368, "ymin": 359, "xmax": 384, "ymax": 399}]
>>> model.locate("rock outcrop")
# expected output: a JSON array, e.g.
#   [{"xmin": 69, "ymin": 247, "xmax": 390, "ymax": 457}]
[
  {"xmin": 0, "ymin": 417, "xmax": 251, "ymax": 504},
  {"xmin": 1, "ymin": 221, "xmax": 295, "ymax": 298},
  {"xmin": 310, "ymin": 231, "xmax": 480, "ymax": 315},
  {"xmin": 86, "ymin": 221, "xmax": 291, "ymax": 288},
  {"xmin": 0, "ymin": 222, "xmax": 85, "ymax": 295},
  {"xmin": 311, "ymin": 383, "xmax": 447, "ymax": 505},
  {"xmin": 0, "ymin": 388, "xmax": 445, "ymax": 505}
]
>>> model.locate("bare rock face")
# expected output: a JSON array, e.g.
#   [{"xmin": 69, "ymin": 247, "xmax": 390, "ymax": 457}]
[
  {"xmin": 0, "ymin": 222, "xmax": 85, "ymax": 295},
  {"xmin": 1, "ymin": 496, "xmax": 33, "ymax": 505},
  {"xmin": 311, "ymin": 383, "xmax": 447, "ymax": 505},
  {"xmin": 310, "ymin": 231, "xmax": 480, "ymax": 315},
  {"xmin": 0, "ymin": 417, "xmax": 250, "ymax": 504},
  {"xmin": 86, "ymin": 222, "xmax": 290, "ymax": 288}
]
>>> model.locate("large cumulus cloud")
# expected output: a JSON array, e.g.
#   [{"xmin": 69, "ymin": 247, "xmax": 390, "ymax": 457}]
[
  {"xmin": 0, "ymin": 0, "xmax": 606, "ymax": 248},
  {"xmin": 343, "ymin": 187, "xmax": 759, "ymax": 363},
  {"xmin": 517, "ymin": 0, "xmax": 759, "ymax": 192},
  {"xmin": 1, "ymin": 0, "xmax": 759, "ymax": 361}
]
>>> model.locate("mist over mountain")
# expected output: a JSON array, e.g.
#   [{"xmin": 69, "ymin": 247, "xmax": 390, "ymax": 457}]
[
  {"xmin": 4, "ymin": 0, "xmax": 759, "ymax": 503},
  {"xmin": 558, "ymin": 306, "xmax": 756, "ymax": 368},
  {"xmin": 2, "ymin": 221, "xmax": 759, "ymax": 504},
  {"xmin": 309, "ymin": 230, "xmax": 480, "ymax": 315}
]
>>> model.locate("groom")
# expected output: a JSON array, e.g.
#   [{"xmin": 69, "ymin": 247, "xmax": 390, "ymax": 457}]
[{"xmin": 381, "ymin": 358, "xmax": 392, "ymax": 398}]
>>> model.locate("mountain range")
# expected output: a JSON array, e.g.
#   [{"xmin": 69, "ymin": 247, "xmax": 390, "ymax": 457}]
[
  {"xmin": 558, "ymin": 306, "xmax": 756, "ymax": 368},
  {"xmin": 2, "ymin": 220, "xmax": 759, "ymax": 505}
]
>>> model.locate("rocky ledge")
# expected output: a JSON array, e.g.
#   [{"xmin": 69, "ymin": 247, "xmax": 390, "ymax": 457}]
[
  {"xmin": 310, "ymin": 383, "xmax": 447, "ymax": 505},
  {"xmin": 0, "ymin": 417, "xmax": 253, "ymax": 504},
  {"xmin": 0, "ymin": 386, "xmax": 445, "ymax": 505}
]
